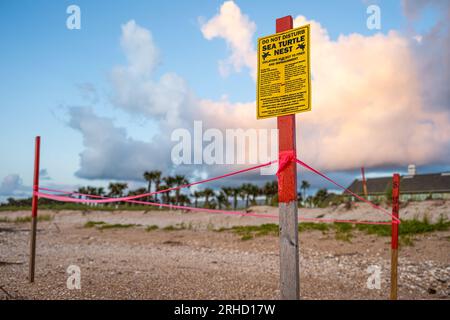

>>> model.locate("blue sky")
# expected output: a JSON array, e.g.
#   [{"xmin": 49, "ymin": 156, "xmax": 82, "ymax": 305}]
[{"xmin": 0, "ymin": 0, "xmax": 448, "ymax": 200}]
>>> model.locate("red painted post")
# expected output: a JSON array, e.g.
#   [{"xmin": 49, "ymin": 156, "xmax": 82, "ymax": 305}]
[
  {"xmin": 29, "ymin": 136, "xmax": 40, "ymax": 283},
  {"xmin": 390, "ymin": 173, "xmax": 400, "ymax": 299},
  {"xmin": 276, "ymin": 15, "xmax": 299, "ymax": 300}
]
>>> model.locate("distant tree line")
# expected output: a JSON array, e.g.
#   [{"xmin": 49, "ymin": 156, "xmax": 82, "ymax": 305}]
[
  {"xmin": 98, "ymin": 170, "xmax": 282, "ymax": 210},
  {"xmin": 1, "ymin": 169, "xmax": 349, "ymax": 209}
]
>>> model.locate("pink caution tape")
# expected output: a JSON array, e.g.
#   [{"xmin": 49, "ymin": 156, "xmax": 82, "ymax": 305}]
[
  {"xmin": 37, "ymin": 187, "xmax": 391, "ymax": 226},
  {"xmin": 276, "ymin": 150, "xmax": 296, "ymax": 176},
  {"xmin": 38, "ymin": 160, "xmax": 276, "ymax": 204},
  {"xmin": 35, "ymin": 190, "xmax": 278, "ymax": 219},
  {"xmin": 36, "ymin": 156, "xmax": 399, "ymax": 225},
  {"xmin": 295, "ymin": 159, "xmax": 401, "ymax": 224},
  {"xmin": 276, "ymin": 150, "xmax": 296, "ymax": 193},
  {"xmin": 297, "ymin": 217, "xmax": 390, "ymax": 226}
]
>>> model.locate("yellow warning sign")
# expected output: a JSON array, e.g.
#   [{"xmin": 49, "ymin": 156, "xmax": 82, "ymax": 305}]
[{"xmin": 257, "ymin": 25, "xmax": 311, "ymax": 119}]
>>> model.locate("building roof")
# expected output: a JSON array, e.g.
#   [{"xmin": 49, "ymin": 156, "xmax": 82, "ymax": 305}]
[{"xmin": 346, "ymin": 173, "xmax": 450, "ymax": 195}]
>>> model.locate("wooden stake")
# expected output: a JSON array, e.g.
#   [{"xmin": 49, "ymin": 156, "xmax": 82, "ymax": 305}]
[
  {"xmin": 390, "ymin": 173, "xmax": 400, "ymax": 299},
  {"xmin": 276, "ymin": 15, "xmax": 299, "ymax": 301},
  {"xmin": 29, "ymin": 136, "xmax": 40, "ymax": 283},
  {"xmin": 361, "ymin": 167, "xmax": 368, "ymax": 198}
]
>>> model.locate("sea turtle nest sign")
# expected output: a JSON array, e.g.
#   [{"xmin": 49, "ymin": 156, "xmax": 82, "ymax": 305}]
[{"xmin": 257, "ymin": 24, "xmax": 311, "ymax": 119}]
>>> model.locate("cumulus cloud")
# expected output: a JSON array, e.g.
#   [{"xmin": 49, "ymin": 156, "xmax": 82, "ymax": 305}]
[
  {"xmin": 68, "ymin": 107, "xmax": 171, "ymax": 181},
  {"xmin": 99, "ymin": 19, "xmax": 274, "ymax": 182},
  {"xmin": 402, "ymin": 0, "xmax": 450, "ymax": 113},
  {"xmin": 291, "ymin": 14, "xmax": 450, "ymax": 170},
  {"xmin": 401, "ymin": 0, "xmax": 449, "ymax": 21},
  {"xmin": 76, "ymin": 82, "xmax": 99, "ymax": 104},
  {"xmin": 199, "ymin": 6, "xmax": 449, "ymax": 172},
  {"xmin": 69, "ymin": 3, "xmax": 450, "ymax": 184},
  {"xmin": 0, "ymin": 174, "xmax": 30, "ymax": 199},
  {"xmin": 110, "ymin": 19, "xmax": 268, "ymax": 132},
  {"xmin": 0, "ymin": 171, "xmax": 53, "ymax": 201},
  {"xmin": 68, "ymin": 100, "xmax": 275, "ymax": 183},
  {"xmin": 118, "ymin": 20, "xmax": 160, "ymax": 76},
  {"xmin": 110, "ymin": 20, "xmax": 196, "ymax": 129},
  {"xmin": 200, "ymin": 1, "xmax": 257, "ymax": 78},
  {"xmin": 198, "ymin": 2, "xmax": 449, "ymax": 171}
]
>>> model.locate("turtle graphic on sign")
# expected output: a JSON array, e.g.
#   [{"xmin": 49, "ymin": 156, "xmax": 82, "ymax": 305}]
[
  {"xmin": 297, "ymin": 42, "xmax": 305, "ymax": 52},
  {"xmin": 262, "ymin": 52, "xmax": 271, "ymax": 60}
]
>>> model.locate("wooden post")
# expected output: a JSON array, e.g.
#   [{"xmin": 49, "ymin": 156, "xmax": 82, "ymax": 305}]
[
  {"xmin": 390, "ymin": 173, "xmax": 400, "ymax": 300},
  {"xmin": 276, "ymin": 16, "xmax": 299, "ymax": 300},
  {"xmin": 361, "ymin": 167, "xmax": 368, "ymax": 198},
  {"xmin": 29, "ymin": 136, "xmax": 40, "ymax": 283}
]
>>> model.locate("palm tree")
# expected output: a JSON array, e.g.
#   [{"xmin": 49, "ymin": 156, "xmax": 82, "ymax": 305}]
[
  {"xmin": 202, "ymin": 188, "xmax": 215, "ymax": 208},
  {"xmin": 77, "ymin": 186, "xmax": 88, "ymax": 199},
  {"xmin": 162, "ymin": 176, "xmax": 174, "ymax": 188},
  {"xmin": 173, "ymin": 175, "xmax": 189, "ymax": 205},
  {"xmin": 297, "ymin": 191, "xmax": 303, "ymax": 204},
  {"xmin": 300, "ymin": 180, "xmax": 310, "ymax": 204},
  {"xmin": 86, "ymin": 186, "xmax": 97, "ymax": 195},
  {"xmin": 84, "ymin": 186, "xmax": 97, "ymax": 206},
  {"xmin": 108, "ymin": 183, "xmax": 128, "ymax": 197},
  {"xmin": 162, "ymin": 176, "xmax": 175, "ymax": 203},
  {"xmin": 263, "ymin": 181, "xmax": 277, "ymax": 205},
  {"xmin": 231, "ymin": 187, "xmax": 240, "ymax": 210},
  {"xmin": 306, "ymin": 195, "xmax": 313, "ymax": 208},
  {"xmin": 178, "ymin": 194, "xmax": 191, "ymax": 206},
  {"xmin": 107, "ymin": 183, "xmax": 128, "ymax": 208},
  {"xmin": 157, "ymin": 184, "xmax": 170, "ymax": 204},
  {"xmin": 248, "ymin": 184, "xmax": 260, "ymax": 206},
  {"xmin": 221, "ymin": 187, "xmax": 233, "ymax": 209},
  {"xmin": 239, "ymin": 186, "xmax": 248, "ymax": 208},
  {"xmin": 128, "ymin": 188, "xmax": 147, "ymax": 196},
  {"xmin": 117, "ymin": 183, "xmax": 128, "ymax": 197},
  {"xmin": 153, "ymin": 171, "xmax": 162, "ymax": 202},
  {"xmin": 127, "ymin": 188, "xmax": 147, "ymax": 206},
  {"xmin": 313, "ymin": 188, "xmax": 328, "ymax": 208},
  {"xmin": 208, "ymin": 200, "xmax": 218, "ymax": 209},
  {"xmin": 241, "ymin": 183, "xmax": 258, "ymax": 208},
  {"xmin": 96, "ymin": 187, "xmax": 105, "ymax": 197},
  {"xmin": 192, "ymin": 191, "xmax": 203, "ymax": 207},
  {"xmin": 216, "ymin": 191, "xmax": 230, "ymax": 209},
  {"xmin": 143, "ymin": 171, "xmax": 155, "ymax": 201}
]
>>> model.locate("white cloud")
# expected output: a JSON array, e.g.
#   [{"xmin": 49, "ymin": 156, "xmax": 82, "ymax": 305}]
[
  {"xmin": 412, "ymin": 35, "xmax": 423, "ymax": 43},
  {"xmin": 110, "ymin": 20, "xmax": 196, "ymax": 129},
  {"xmin": 119, "ymin": 20, "xmax": 160, "ymax": 76},
  {"xmin": 70, "ymin": 20, "xmax": 214, "ymax": 182},
  {"xmin": 200, "ymin": 1, "xmax": 257, "ymax": 78},
  {"xmin": 402, "ymin": 0, "xmax": 450, "ymax": 113},
  {"xmin": 291, "ymin": 14, "xmax": 450, "ymax": 170},
  {"xmin": 0, "ymin": 171, "xmax": 70, "ymax": 202},
  {"xmin": 401, "ymin": 0, "xmax": 449, "ymax": 22},
  {"xmin": 0, "ymin": 174, "xmax": 30, "ymax": 198},
  {"xmin": 69, "ymin": 3, "xmax": 450, "ymax": 183},
  {"xmin": 68, "ymin": 107, "xmax": 171, "ymax": 181}
]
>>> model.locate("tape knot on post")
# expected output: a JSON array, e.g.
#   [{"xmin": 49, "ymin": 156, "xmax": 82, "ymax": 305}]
[{"xmin": 276, "ymin": 150, "xmax": 296, "ymax": 192}]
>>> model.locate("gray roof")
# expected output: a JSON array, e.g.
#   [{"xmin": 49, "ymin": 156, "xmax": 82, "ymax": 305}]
[{"xmin": 346, "ymin": 173, "xmax": 450, "ymax": 195}]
